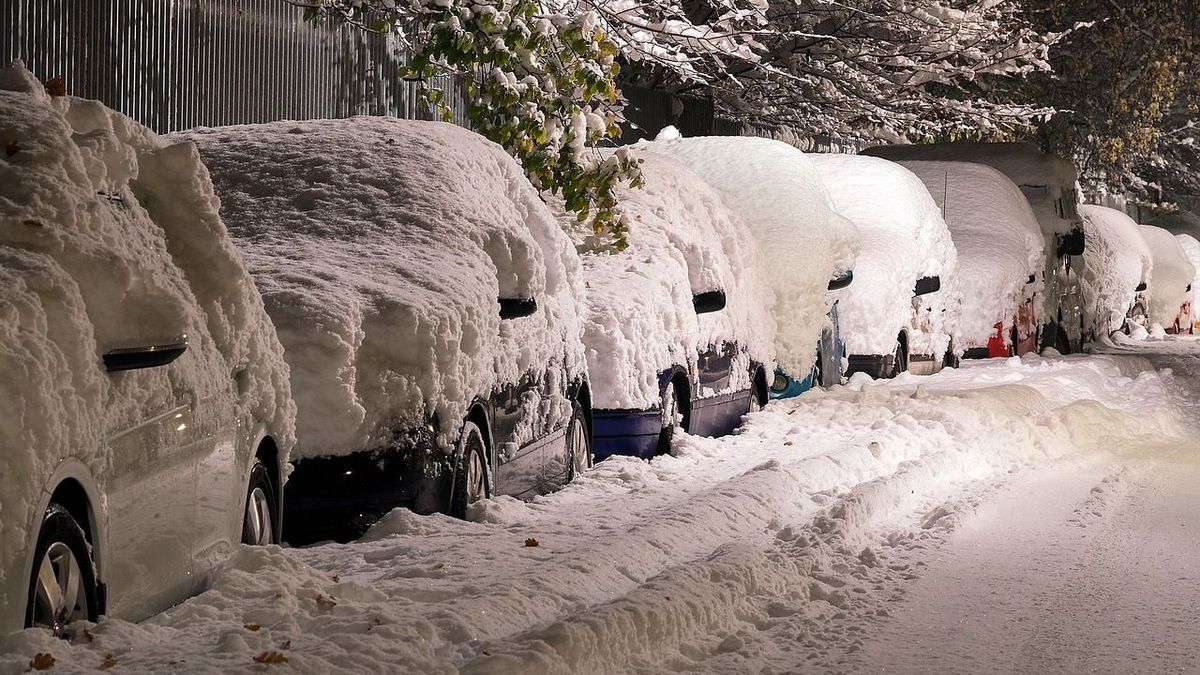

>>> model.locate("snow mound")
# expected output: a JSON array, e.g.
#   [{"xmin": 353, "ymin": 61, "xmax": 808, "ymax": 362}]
[
  {"xmin": 639, "ymin": 135, "xmax": 860, "ymax": 379},
  {"xmin": 1139, "ymin": 225, "xmax": 1196, "ymax": 329},
  {"xmin": 181, "ymin": 118, "xmax": 586, "ymax": 459},
  {"xmin": 1079, "ymin": 205, "xmax": 1153, "ymax": 335},
  {"xmin": 0, "ymin": 60, "xmax": 294, "ymax": 591},
  {"xmin": 1174, "ymin": 234, "xmax": 1200, "ymax": 325},
  {"xmin": 899, "ymin": 161, "xmax": 1043, "ymax": 350},
  {"xmin": 555, "ymin": 150, "xmax": 775, "ymax": 408},
  {"xmin": 811, "ymin": 154, "xmax": 959, "ymax": 358}
]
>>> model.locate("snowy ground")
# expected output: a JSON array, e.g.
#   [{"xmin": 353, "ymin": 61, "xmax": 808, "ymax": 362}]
[{"xmin": 4, "ymin": 338, "xmax": 1200, "ymax": 674}]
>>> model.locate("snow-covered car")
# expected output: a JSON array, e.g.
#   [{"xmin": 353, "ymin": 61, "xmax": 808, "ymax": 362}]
[
  {"xmin": 564, "ymin": 149, "xmax": 775, "ymax": 460},
  {"xmin": 0, "ymin": 62, "xmax": 295, "ymax": 635},
  {"xmin": 864, "ymin": 142, "xmax": 1086, "ymax": 353},
  {"xmin": 898, "ymin": 161, "xmax": 1044, "ymax": 358},
  {"xmin": 639, "ymin": 133, "xmax": 860, "ymax": 397},
  {"xmin": 1175, "ymin": 234, "xmax": 1200, "ymax": 333},
  {"xmin": 184, "ymin": 118, "xmax": 591, "ymax": 544},
  {"xmin": 811, "ymin": 154, "xmax": 960, "ymax": 378},
  {"xmin": 1079, "ymin": 205, "xmax": 1153, "ymax": 338},
  {"xmin": 1139, "ymin": 225, "xmax": 1197, "ymax": 334}
]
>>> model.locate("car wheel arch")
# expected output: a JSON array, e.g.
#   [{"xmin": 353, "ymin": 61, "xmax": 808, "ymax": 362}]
[
  {"xmin": 663, "ymin": 367, "xmax": 692, "ymax": 430},
  {"xmin": 24, "ymin": 461, "xmax": 107, "ymax": 619},
  {"xmin": 751, "ymin": 363, "xmax": 769, "ymax": 407}
]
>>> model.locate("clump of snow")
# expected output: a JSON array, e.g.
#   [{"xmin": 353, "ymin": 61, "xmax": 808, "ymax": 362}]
[
  {"xmin": 553, "ymin": 149, "xmax": 776, "ymax": 409},
  {"xmin": 638, "ymin": 135, "xmax": 860, "ymax": 379},
  {"xmin": 1174, "ymin": 234, "xmax": 1200, "ymax": 322},
  {"xmin": 1079, "ymin": 205, "xmax": 1153, "ymax": 335},
  {"xmin": 1139, "ymin": 225, "xmax": 1196, "ymax": 329},
  {"xmin": 898, "ymin": 161, "xmax": 1043, "ymax": 351},
  {"xmin": 179, "ymin": 117, "xmax": 586, "ymax": 458},
  {"xmin": 811, "ymin": 154, "xmax": 960, "ymax": 359},
  {"xmin": 0, "ymin": 60, "xmax": 294, "ymax": 607}
]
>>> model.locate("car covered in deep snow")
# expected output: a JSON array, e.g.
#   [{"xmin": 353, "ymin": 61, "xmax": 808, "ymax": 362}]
[
  {"xmin": 561, "ymin": 149, "xmax": 776, "ymax": 460},
  {"xmin": 810, "ymin": 154, "xmax": 960, "ymax": 378},
  {"xmin": 639, "ymin": 133, "xmax": 860, "ymax": 397},
  {"xmin": 899, "ymin": 161, "xmax": 1044, "ymax": 358},
  {"xmin": 1139, "ymin": 225, "xmax": 1197, "ymax": 335},
  {"xmin": 1079, "ymin": 205, "xmax": 1153, "ymax": 338},
  {"xmin": 864, "ymin": 142, "xmax": 1087, "ymax": 354},
  {"xmin": 1175, "ymin": 233, "xmax": 1200, "ymax": 333},
  {"xmin": 184, "ymin": 118, "xmax": 592, "ymax": 544},
  {"xmin": 0, "ymin": 62, "xmax": 295, "ymax": 635}
]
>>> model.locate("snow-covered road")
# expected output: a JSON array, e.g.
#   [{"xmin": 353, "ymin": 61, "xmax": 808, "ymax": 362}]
[{"xmin": 3, "ymin": 339, "xmax": 1200, "ymax": 674}]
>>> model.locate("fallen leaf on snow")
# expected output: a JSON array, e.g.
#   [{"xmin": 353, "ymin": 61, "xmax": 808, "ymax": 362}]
[
  {"xmin": 29, "ymin": 653, "xmax": 55, "ymax": 670},
  {"xmin": 244, "ymin": 623, "xmax": 261, "ymax": 632},
  {"xmin": 253, "ymin": 651, "xmax": 289, "ymax": 665},
  {"xmin": 99, "ymin": 654, "xmax": 118, "ymax": 670},
  {"xmin": 784, "ymin": 441, "xmax": 794, "ymax": 446},
  {"xmin": 524, "ymin": 537, "xmax": 539, "ymax": 547}
]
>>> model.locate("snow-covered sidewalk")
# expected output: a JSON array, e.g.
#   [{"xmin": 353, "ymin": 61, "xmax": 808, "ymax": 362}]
[{"xmin": 3, "ymin": 344, "xmax": 1198, "ymax": 674}]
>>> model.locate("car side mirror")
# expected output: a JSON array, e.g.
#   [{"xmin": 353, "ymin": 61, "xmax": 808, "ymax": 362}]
[
  {"xmin": 693, "ymin": 290, "xmax": 727, "ymax": 314},
  {"xmin": 1135, "ymin": 282, "xmax": 1148, "ymax": 292},
  {"xmin": 827, "ymin": 270, "xmax": 854, "ymax": 291},
  {"xmin": 499, "ymin": 297, "xmax": 538, "ymax": 320},
  {"xmin": 1056, "ymin": 227, "xmax": 1085, "ymax": 257},
  {"xmin": 913, "ymin": 276, "xmax": 941, "ymax": 297},
  {"xmin": 104, "ymin": 337, "xmax": 188, "ymax": 372}
]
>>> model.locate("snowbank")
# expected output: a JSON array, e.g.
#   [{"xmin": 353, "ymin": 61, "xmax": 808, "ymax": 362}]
[
  {"xmin": 1175, "ymin": 234, "xmax": 1200, "ymax": 322},
  {"xmin": 810, "ymin": 154, "xmax": 959, "ymax": 358},
  {"xmin": 637, "ymin": 135, "xmax": 859, "ymax": 379},
  {"xmin": 898, "ymin": 161, "xmax": 1043, "ymax": 350},
  {"xmin": 556, "ymin": 150, "xmax": 776, "ymax": 409},
  {"xmin": 1139, "ymin": 225, "xmax": 1196, "ymax": 329},
  {"xmin": 0, "ymin": 61, "xmax": 294, "ymax": 604},
  {"xmin": 1079, "ymin": 205, "xmax": 1153, "ymax": 335},
  {"xmin": 180, "ymin": 118, "xmax": 586, "ymax": 459}
]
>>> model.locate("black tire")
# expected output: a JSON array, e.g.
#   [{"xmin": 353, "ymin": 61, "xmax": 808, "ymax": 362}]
[
  {"xmin": 888, "ymin": 336, "xmax": 908, "ymax": 378},
  {"xmin": 1010, "ymin": 325, "xmax": 1019, "ymax": 357},
  {"xmin": 748, "ymin": 366, "xmax": 769, "ymax": 411},
  {"xmin": 242, "ymin": 460, "xmax": 279, "ymax": 545},
  {"xmin": 943, "ymin": 343, "xmax": 961, "ymax": 369},
  {"xmin": 450, "ymin": 421, "xmax": 490, "ymax": 519},
  {"xmin": 1055, "ymin": 326, "xmax": 1071, "ymax": 354},
  {"xmin": 566, "ymin": 400, "xmax": 592, "ymax": 481},
  {"xmin": 811, "ymin": 352, "xmax": 825, "ymax": 390},
  {"xmin": 25, "ymin": 505, "xmax": 99, "ymax": 636},
  {"xmin": 656, "ymin": 379, "xmax": 685, "ymax": 455}
]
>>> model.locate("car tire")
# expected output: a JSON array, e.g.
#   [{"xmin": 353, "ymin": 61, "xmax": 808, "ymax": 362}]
[
  {"xmin": 25, "ymin": 505, "xmax": 99, "ymax": 637},
  {"xmin": 811, "ymin": 352, "xmax": 825, "ymax": 390},
  {"xmin": 1055, "ymin": 326, "xmax": 1071, "ymax": 354},
  {"xmin": 889, "ymin": 337, "xmax": 908, "ymax": 378},
  {"xmin": 1010, "ymin": 325, "xmax": 1019, "ymax": 357},
  {"xmin": 566, "ymin": 400, "xmax": 592, "ymax": 482},
  {"xmin": 450, "ymin": 421, "xmax": 490, "ymax": 519},
  {"xmin": 656, "ymin": 380, "xmax": 684, "ymax": 455},
  {"xmin": 242, "ymin": 460, "xmax": 278, "ymax": 546}
]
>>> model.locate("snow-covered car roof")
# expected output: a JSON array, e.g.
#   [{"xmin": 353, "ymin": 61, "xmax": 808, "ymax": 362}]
[
  {"xmin": 1139, "ymin": 225, "xmax": 1197, "ymax": 328},
  {"xmin": 0, "ymin": 60, "xmax": 294, "ymax": 579},
  {"xmin": 1080, "ymin": 205, "xmax": 1154, "ymax": 334},
  {"xmin": 559, "ymin": 149, "xmax": 776, "ymax": 409},
  {"xmin": 899, "ymin": 161, "xmax": 1043, "ymax": 348},
  {"xmin": 863, "ymin": 142, "xmax": 1081, "ymax": 238},
  {"xmin": 180, "ymin": 117, "xmax": 586, "ymax": 458},
  {"xmin": 810, "ymin": 154, "xmax": 959, "ymax": 357},
  {"xmin": 637, "ymin": 134, "xmax": 859, "ymax": 379}
]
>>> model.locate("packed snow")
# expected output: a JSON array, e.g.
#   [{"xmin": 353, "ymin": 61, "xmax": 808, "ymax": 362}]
[
  {"xmin": 810, "ymin": 154, "xmax": 959, "ymax": 360},
  {"xmin": 1139, "ymin": 225, "xmax": 1196, "ymax": 330},
  {"xmin": 554, "ymin": 149, "xmax": 776, "ymax": 409},
  {"xmin": 1079, "ymin": 205, "xmax": 1153, "ymax": 335},
  {"xmin": 179, "ymin": 117, "xmax": 586, "ymax": 458},
  {"xmin": 638, "ymin": 132, "xmax": 860, "ymax": 380},
  {"xmin": 0, "ymin": 59, "xmax": 293, "ymax": 627},
  {"xmin": 898, "ymin": 160, "xmax": 1043, "ymax": 351}
]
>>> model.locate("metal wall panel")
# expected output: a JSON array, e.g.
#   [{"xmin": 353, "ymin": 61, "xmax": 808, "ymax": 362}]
[{"xmin": 1, "ymin": 0, "xmax": 471, "ymax": 133}]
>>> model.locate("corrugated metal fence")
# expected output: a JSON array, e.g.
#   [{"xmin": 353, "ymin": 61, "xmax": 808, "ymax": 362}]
[{"xmin": 1, "ymin": 0, "xmax": 470, "ymax": 133}]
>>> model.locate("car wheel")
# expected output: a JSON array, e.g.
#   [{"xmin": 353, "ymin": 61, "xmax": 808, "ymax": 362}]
[
  {"xmin": 811, "ymin": 351, "xmax": 825, "ymax": 390},
  {"xmin": 566, "ymin": 400, "xmax": 592, "ymax": 481},
  {"xmin": 656, "ymin": 381, "xmax": 683, "ymax": 454},
  {"xmin": 1055, "ymin": 326, "xmax": 1071, "ymax": 354},
  {"xmin": 889, "ymin": 337, "xmax": 908, "ymax": 378},
  {"xmin": 450, "ymin": 421, "xmax": 490, "ymax": 518},
  {"xmin": 25, "ymin": 505, "xmax": 98, "ymax": 637},
  {"xmin": 1010, "ymin": 325, "xmax": 1019, "ymax": 357},
  {"xmin": 242, "ymin": 460, "xmax": 278, "ymax": 546}
]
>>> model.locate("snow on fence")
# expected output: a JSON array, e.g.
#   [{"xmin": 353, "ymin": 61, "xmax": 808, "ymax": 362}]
[{"xmin": 1, "ymin": 0, "xmax": 471, "ymax": 134}]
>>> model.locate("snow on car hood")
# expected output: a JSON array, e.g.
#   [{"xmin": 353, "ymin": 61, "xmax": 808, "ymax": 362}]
[
  {"xmin": 558, "ymin": 150, "xmax": 776, "ymax": 410},
  {"xmin": 180, "ymin": 117, "xmax": 586, "ymax": 459},
  {"xmin": 639, "ymin": 135, "xmax": 860, "ymax": 380},
  {"xmin": 811, "ymin": 154, "xmax": 960, "ymax": 358},
  {"xmin": 1080, "ymin": 205, "xmax": 1153, "ymax": 335},
  {"xmin": 901, "ymin": 161, "xmax": 1044, "ymax": 349},
  {"xmin": 1139, "ymin": 225, "xmax": 1196, "ymax": 328},
  {"xmin": 0, "ymin": 60, "xmax": 294, "ymax": 588}
]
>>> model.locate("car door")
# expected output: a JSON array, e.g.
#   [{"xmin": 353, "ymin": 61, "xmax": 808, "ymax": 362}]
[
  {"xmin": 490, "ymin": 373, "xmax": 542, "ymax": 499},
  {"xmin": 190, "ymin": 364, "xmax": 245, "ymax": 577}
]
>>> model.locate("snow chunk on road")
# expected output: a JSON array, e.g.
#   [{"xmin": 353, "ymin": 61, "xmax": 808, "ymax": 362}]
[{"xmin": 1080, "ymin": 205, "xmax": 1153, "ymax": 335}]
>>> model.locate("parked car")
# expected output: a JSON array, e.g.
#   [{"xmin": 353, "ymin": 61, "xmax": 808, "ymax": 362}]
[
  {"xmin": 185, "ymin": 117, "xmax": 592, "ymax": 545},
  {"xmin": 1078, "ymin": 205, "xmax": 1153, "ymax": 338},
  {"xmin": 811, "ymin": 154, "xmax": 960, "ymax": 378},
  {"xmin": 897, "ymin": 161, "xmax": 1044, "ymax": 359},
  {"xmin": 640, "ymin": 133, "xmax": 860, "ymax": 398},
  {"xmin": 1139, "ymin": 225, "xmax": 1197, "ymax": 334},
  {"xmin": 0, "ymin": 62, "xmax": 294, "ymax": 636},
  {"xmin": 1174, "ymin": 234, "xmax": 1200, "ymax": 333},
  {"xmin": 563, "ymin": 149, "xmax": 776, "ymax": 460},
  {"xmin": 864, "ymin": 143, "xmax": 1087, "ymax": 353}
]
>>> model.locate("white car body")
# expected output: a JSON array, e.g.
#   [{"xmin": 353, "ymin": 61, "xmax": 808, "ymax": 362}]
[{"xmin": 1079, "ymin": 205, "xmax": 1153, "ymax": 336}]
